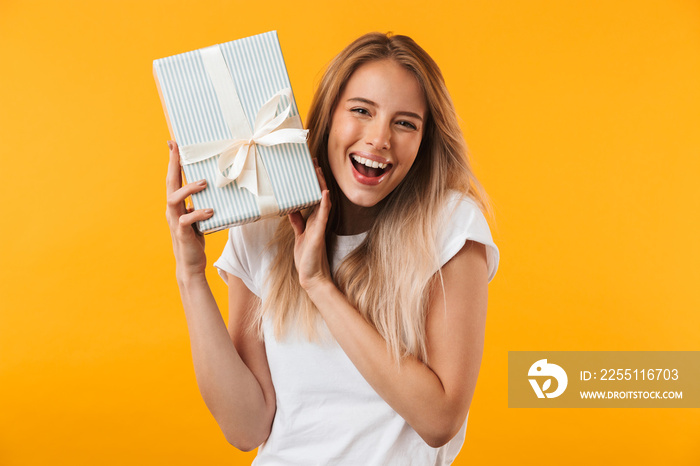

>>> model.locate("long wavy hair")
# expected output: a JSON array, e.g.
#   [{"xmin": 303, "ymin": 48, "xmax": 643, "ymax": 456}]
[{"xmin": 257, "ymin": 32, "xmax": 490, "ymax": 363}]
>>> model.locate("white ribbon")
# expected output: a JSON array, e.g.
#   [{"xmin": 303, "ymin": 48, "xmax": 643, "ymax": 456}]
[{"xmin": 178, "ymin": 45, "xmax": 308, "ymax": 215}]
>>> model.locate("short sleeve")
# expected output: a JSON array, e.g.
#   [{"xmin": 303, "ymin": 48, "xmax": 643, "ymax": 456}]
[
  {"xmin": 438, "ymin": 193, "xmax": 500, "ymax": 283},
  {"xmin": 213, "ymin": 217, "xmax": 280, "ymax": 297}
]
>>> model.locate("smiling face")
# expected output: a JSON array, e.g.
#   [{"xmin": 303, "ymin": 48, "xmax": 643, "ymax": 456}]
[{"xmin": 327, "ymin": 59, "xmax": 427, "ymax": 224}]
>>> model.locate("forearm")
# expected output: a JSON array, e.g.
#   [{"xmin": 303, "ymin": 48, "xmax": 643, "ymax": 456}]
[
  {"xmin": 177, "ymin": 271, "xmax": 272, "ymax": 450},
  {"xmin": 306, "ymin": 280, "xmax": 472, "ymax": 447}
]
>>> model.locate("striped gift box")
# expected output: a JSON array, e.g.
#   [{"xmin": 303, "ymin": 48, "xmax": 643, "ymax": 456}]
[{"xmin": 154, "ymin": 31, "xmax": 321, "ymax": 233}]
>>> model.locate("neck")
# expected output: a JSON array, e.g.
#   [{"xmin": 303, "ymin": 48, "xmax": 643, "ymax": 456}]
[{"xmin": 333, "ymin": 190, "xmax": 382, "ymax": 235}]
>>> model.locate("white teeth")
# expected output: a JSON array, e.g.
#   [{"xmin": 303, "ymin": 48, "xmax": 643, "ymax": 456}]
[{"xmin": 352, "ymin": 155, "xmax": 388, "ymax": 169}]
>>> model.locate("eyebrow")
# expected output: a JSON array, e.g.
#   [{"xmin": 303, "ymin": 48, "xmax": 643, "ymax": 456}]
[{"xmin": 347, "ymin": 97, "xmax": 424, "ymax": 122}]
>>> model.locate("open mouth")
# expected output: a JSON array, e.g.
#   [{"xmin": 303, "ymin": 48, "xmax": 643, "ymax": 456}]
[{"xmin": 351, "ymin": 154, "xmax": 391, "ymax": 178}]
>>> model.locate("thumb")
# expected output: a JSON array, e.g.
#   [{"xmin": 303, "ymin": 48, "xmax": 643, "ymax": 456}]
[
  {"xmin": 288, "ymin": 211, "xmax": 306, "ymax": 237},
  {"xmin": 316, "ymin": 190, "xmax": 331, "ymax": 227}
]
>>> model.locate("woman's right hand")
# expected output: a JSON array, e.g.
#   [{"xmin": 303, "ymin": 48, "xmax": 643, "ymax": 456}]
[{"xmin": 165, "ymin": 140, "xmax": 215, "ymax": 277}]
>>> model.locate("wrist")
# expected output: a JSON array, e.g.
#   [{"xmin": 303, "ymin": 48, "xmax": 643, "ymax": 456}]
[
  {"xmin": 176, "ymin": 267, "xmax": 208, "ymax": 287},
  {"xmin": 303, "ymin": 276, "xmax": 337, "ymax": 302}
]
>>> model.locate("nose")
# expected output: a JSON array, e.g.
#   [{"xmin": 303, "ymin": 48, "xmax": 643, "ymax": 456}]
[{"xmin": 365, "ymin": 119, "xmax": 391, "ymax": 151}]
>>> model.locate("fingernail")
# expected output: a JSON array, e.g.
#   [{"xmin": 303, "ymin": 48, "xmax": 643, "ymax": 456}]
[
  {"xmin": 167, "ymin": 141, "xmax": 173, "ymax": 150},
  {"xmin": 197, "ymin": 179, "xmax": 207, "ymax": 186},
  {"xmin": 204, "ymin": 208, "xmax": 214, "ymax": 215}
]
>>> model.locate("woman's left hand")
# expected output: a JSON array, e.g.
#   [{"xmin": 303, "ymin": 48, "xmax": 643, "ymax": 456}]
[{"xmin": 288, "ymin": 165, "xmax": 332, "ymax": 292}]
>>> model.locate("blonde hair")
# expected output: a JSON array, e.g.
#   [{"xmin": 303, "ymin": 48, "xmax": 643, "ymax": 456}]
[{"xmin": 259, "ymin": 32, "xmax": 490, "ymax": 363}]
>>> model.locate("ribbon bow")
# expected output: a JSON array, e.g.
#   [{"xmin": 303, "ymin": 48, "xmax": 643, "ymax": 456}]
[
  {"xmin": 179, "ymin": 87, "xmax": 308, "ymax": 196},
  {"xmin": 213, "ymin": 88, "xmax": 308, "ymax": 193}
]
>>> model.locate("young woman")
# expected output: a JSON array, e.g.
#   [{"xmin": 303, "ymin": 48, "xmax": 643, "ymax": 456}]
[{"xmin": 166, "ymin": 32, "xmax": 499, "ymax": 465}]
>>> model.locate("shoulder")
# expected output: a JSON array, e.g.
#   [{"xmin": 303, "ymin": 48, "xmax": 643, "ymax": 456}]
[
  {"xmin": 229, "ymin": 216, "xmax": 281, "ymax": 249},
  {"xmin": 213, "ymin": 217, "xmax": 282, "ymax": 297},
  {"xmin": 437, "ymin": 191, "xmax": 500, "ymax": 282}
]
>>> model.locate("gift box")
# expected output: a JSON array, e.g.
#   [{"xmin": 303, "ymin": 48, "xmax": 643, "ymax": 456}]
[{"xmin": 154, "ymin": 31, "xmax": 321, "ymax": 233}]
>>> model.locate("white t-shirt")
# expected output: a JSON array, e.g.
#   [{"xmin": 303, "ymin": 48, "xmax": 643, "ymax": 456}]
[{"xmin": 214, "ymin": 192, "xmax": 499, "ymax": 465}]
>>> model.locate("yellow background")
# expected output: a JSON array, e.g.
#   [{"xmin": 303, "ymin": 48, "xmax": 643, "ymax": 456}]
[{"xmin": 1, "ymin": 0, "xmax": 698, "ymax": 464}]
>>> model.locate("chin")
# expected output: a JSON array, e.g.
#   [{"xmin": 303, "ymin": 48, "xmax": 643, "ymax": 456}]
[
  {"xmin": 343, "ymin": 187, "xmax": 391, "ymax": 209},
  {"xmin": 351, "ymin": 197, "xmax": 383, "ymax": 209}
]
